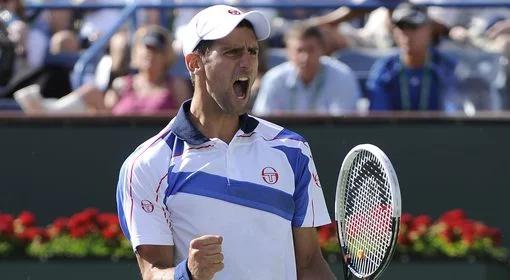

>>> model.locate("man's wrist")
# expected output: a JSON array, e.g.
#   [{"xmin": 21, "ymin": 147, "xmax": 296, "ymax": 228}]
[{"xmin": 174, "ymin": 258, "xmax": 192, "ymax": 280}]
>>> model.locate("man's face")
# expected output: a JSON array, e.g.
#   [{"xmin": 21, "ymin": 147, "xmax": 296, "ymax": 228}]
[
  {"xmin": 393, "ymin": 23, "xmax": 432, "ymax": 56},
  {"xmin": 136, "ymin": 44, "xmax": 168, "ymax": 72},
  {"xmin": 286, "ymin": 37, "xmax": 323, "ymax": 82},
  {"xmin": 200, "ymin": 26, "xmax": 259, "ymax": 116}
]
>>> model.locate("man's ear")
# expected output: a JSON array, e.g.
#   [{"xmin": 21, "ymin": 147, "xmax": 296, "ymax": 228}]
[{"xmin": 185, "ymin": 53, "xmax": 203, "ymax": 75}]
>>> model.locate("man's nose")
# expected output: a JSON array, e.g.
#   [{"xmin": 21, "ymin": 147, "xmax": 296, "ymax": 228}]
[
  {"xmin": 239, "ymin": 50, "xmax": 253, "ymax": 69},
  {"xmin": 298, "ymin": 52, "xmax": 309, "ymax": 63}
]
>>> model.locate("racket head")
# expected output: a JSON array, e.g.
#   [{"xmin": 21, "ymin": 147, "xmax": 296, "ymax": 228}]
[{"xmin": 335, "ymin": 144, "xmax": 401, "ymax": 279}]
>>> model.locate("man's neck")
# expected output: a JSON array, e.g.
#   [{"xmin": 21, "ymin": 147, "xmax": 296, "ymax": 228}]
[
  {"xmin": 189, "ymin": 94, "xmax": 240, "ymax": 144},
  {"xmin": 142, "ymin": 68, "xmax": 164, "ymax": 84},
  {"xmin": 402, "ymin": 51, "xmax": 428, "ymax": 69},
  {"xmin": 298, "ymin": 65, "xmax": 320, "ymax": 86}
]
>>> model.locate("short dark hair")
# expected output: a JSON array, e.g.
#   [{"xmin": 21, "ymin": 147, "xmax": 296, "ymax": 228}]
[
  {"xmin": 284, "ymin": 23, "xmax": 325, "ymax": 48},
  {"xmin": 193, "ymin": 19, "xmax": 255, "ymax": 55}
]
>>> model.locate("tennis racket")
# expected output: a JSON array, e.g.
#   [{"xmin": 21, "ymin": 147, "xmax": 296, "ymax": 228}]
[{"xmin": 335, "ymin": 144, "xmax": 401, "ymax": 280}]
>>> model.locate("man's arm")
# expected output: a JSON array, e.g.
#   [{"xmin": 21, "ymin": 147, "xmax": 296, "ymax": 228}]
[
  {"xmin": 136, "ymin": 235, "xmax": 224, "ymax": 280},
  {"xmin": 293, "ymin": 227, "xmax": 336, "ymax": 280},
  {"xmin": 136, "ymin": 245, "xmax": 176, "ymax": 280}
]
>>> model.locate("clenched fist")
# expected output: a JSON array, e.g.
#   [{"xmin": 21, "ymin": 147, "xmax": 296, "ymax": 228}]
[{"xmin": 187, "ymin": 235, "xmax": 224, "ymax": 280}]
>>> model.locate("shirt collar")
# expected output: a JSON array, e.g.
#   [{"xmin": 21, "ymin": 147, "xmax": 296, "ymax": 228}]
[
  {"xmin": 285, "ymin": 60, "xmax": 325, "ymax": 90},
  {"xmin": 285, "ymin": 66, "xmax": 299, "ymax": 89},
  {"xmin": 170, "ymin": 99, "xmax": 259, "ymax": 145}
]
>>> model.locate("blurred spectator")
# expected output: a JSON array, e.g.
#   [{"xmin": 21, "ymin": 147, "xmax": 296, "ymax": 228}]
[
  {"xmin": 14, "ymin": 25, "xmax": 191, "ymax": 115},
  {"xmin": 25, "ymin": 7, "xmax": 74, "ymax": 69},
  {"xmin": 0, "ymin": 12, "xmax": 15, "ymax": 88},
  {"xmin": 76, "ymin": 0, "xmax": 124, "ymax": 46},
  {"xmin": 306, "ymin": 1, "xmax": 400, "ymax": 53},
  {"xmin": 366, "ymin": 3, "xmax": 460, "ymax": 111},
  {"xmin": 2, "ymin": 29, "xmax": 79, "ymax": 99},
  {"xmin": 444, "ymin": 6, "xmax": 510, "ymax": 105},
  {"xmin": 89, "ymin": 29, "xmax": 132, "ymax": 95},
  {"xmin": 0, "ymin": 0, "xmax": 24, "ymax": 17},
  {"xmin": 105, "ymin": 25, "xmax": 191, "ymax": 114},
  {"xmin": 252, "ymin": 23, "xmax": 361, "ymax": 115},
  {"xmin": 0, "ymin": 0, "xmax": 30, "ymax": 80}
]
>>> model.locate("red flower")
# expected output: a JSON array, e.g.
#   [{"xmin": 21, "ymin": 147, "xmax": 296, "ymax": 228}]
[
  {"xmin": 401, "ymin": 213, "xmax": 413, "ymax": 226},
  {"xmin": 15, "ymin": 211, "xmax": 36, "ymax": 228},
  {"xmin": 412, "ymin": 215, "xmax": 432, "ymax": 231},
  {"xmin": 52, "ymin": 217, "xmax": 68, "ymax": 232},
  {"xmin": 47, "ymin": 217, "xmax": 69, "ymax": 238},
  {"xmin": 17, "ymin": 227, "xmax": 48, "ymax": 242},
  {"xmin": 397, "ymin": 230, "xmax": 411, "ymax": 246},
  {"xmin": 69, "ymin": 226, "xmax": 89, "ymax": 238},
  {"xmin": 486, "ymin": 227, "xmax": 502, "ymax": 246},
  {"xmin": 68, "ymin": 209, "xmax": 99, "ymax": 232},
  {"xmin": 317, "ymin": 222, "xmax": 336, "ymax": 245},
  {"xmin": 101, "ymin": 225, "xmax": 120, "ymax": 240},
  {"xmin": 440, "ymin": 209, "xmax": 466, "ymax": 224},
  {"xmin": 0, "ymin": 213, "xmax": 14, "ymax": 236},
  {"xmin": 439, "ymin": 226, "xmax": 454, "ymax": 243},
  {"xmin": 81, "ymin": 208, "xmax": 99, "ymax": 222},
  {"xmin": 97, "ymin": 213, "xmax": 118, "ymax": 228}
]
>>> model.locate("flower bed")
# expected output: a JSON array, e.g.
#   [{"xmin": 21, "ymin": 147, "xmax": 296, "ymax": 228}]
[
  {"xmin": 318, "ymin": 209, "xmax": 508, "ymax": 263},
  {"xmin": 0, "ymin": 208, "xmax": 132, "ymax": 259},
  {"xmin": 0, "ymin": 208, "xmax": 507, "ymax": 263}
]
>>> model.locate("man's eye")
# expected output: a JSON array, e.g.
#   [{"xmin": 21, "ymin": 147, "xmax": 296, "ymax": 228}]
[{"xmin": 225, "ymin": 50, "xmax": 241, "ymax": 56}]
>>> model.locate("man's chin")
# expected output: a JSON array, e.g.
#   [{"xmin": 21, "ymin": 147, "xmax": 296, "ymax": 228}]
[{"xmin": 218, "ymin": 101, "xmax": 249, "ymax": 116}]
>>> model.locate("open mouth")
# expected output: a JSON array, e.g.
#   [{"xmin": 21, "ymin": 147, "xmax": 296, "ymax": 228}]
[{"xmin": 233, "ymin": 77, "xmax": 249, "ymax": 100}]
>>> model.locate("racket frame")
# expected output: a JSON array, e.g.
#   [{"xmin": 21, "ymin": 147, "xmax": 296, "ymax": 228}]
[{"xmin": 335, "ymin": 144, "xmax": 401, "ymax": 280}]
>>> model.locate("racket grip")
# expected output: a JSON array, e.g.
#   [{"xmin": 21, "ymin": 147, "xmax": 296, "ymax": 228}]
[{"xmin": 341, "ymin": 246, "xmax": 352, "ymax": 280}]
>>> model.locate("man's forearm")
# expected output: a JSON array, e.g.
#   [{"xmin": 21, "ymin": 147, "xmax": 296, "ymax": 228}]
[
  {"xmin": 297, "ymin": 256, "xmax": 336, "ymax": 280},
  {"xmin": 142, "ymin": 267, "xmax": 176, "ymax": 280}
]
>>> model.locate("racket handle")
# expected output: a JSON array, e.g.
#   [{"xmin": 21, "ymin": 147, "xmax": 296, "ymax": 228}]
[{"xmin": 341, "ymin": 246, "xmax": 352, "ymax": 280}]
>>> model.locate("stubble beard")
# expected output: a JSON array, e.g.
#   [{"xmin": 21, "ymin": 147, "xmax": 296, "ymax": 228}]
[{"xmin": 213, "ymin": 92, "xmax": 249, "ymax": 116}]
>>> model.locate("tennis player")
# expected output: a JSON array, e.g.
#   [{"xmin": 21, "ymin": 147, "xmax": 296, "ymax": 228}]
[{"xmin": 116, "ymin": 5, "xmax": 335, "ymax": 280}]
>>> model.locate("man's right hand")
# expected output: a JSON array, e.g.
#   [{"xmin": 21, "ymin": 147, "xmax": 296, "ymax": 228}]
[{"xmin": 187, "ymin": 235, "xmax": 224, "ymax": 280}]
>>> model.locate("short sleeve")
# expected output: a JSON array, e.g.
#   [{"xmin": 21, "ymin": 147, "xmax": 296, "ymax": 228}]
[
  {"xmin": 292, "ymin": 141, "xmax": 331, "ymax": 228},
  {"xmin": 116, "ymin": 146, "xmax": 174, "ymax": 250}
]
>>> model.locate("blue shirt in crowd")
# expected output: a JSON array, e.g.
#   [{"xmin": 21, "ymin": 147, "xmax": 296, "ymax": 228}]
[
  {"xmin": 252, "ymin": 56, "xmax": 361, "ymax": 115},
  {"xmin": 366, "ymin": 49, "xmax": 458, "ymax": 111}
]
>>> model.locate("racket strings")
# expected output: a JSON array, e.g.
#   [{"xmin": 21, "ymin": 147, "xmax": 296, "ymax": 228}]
[{"xmin": 342, "ymin": 151, "xmax": 393, "ymax": 277}]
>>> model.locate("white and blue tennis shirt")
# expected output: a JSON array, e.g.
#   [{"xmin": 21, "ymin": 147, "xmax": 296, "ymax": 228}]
[{"xmin": 116, "ymin": 100, "xmax": 331, "ymax": 279}]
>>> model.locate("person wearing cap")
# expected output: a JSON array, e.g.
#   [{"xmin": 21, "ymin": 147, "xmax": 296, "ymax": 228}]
[
  {"xmin": 14, "ymin": 25, "xmax": 192, "ymax": 114},
  {"xmin": 104, "ymin": 25, "xmax": 191, "ymax": 114},
  {"xmin": 366, "ymin": 3, "xmax": 459, "ymax": 111},
  {"xmin": 252, "ymin": 23, "xmax": 361, "ymax": 115},
  {"xmin": 116, "ymin": 5, "xmax": 335, "ymax": 280}
]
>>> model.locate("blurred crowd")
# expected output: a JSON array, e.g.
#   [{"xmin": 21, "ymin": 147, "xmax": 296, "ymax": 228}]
[{"xmin": 0, "ymin": 0, "xmax": 509, "ymax": 115}]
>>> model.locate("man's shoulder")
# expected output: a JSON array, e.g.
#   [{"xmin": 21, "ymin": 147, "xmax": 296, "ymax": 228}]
[
  {"xmin": 253, "ymin": 116, "xmax": 308, "ymax": 145},
  {"xmin": 262, "ymin": 61, "xmax": 295, "ymax": 80},
  {"xmin": 368, "ymin": 54, "xmax": 401, "ymax": 81},
  {"xmin": 122, "ymin": 124, "xmax": 175, "ymax": 171},
  {"xmin": 374, "ymin": 53, "xmax": 400, "ymax": 69},
  {"xmin": 320, "ymin": 56, "xmax": 354, "ymax": 74}
]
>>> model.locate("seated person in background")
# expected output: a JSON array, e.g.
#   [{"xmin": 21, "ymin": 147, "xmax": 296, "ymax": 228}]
[
  {"xmin": 366, "ymin": 3, "xmax": 459, "ymax": 111},
  {"xmin": 104, "ymin": 25, "xmax": 191, "ymax": 115},
  {"xmin": 2, "ymin": 30, "xmax": 79, "ymax": 99},
  {"xmin": 14, "ymin": 25, "xmax": 191, "ymax": 115},
  {"xmin": 252, "ymin": 23, "xmax": 361, "ymax": 115}
]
